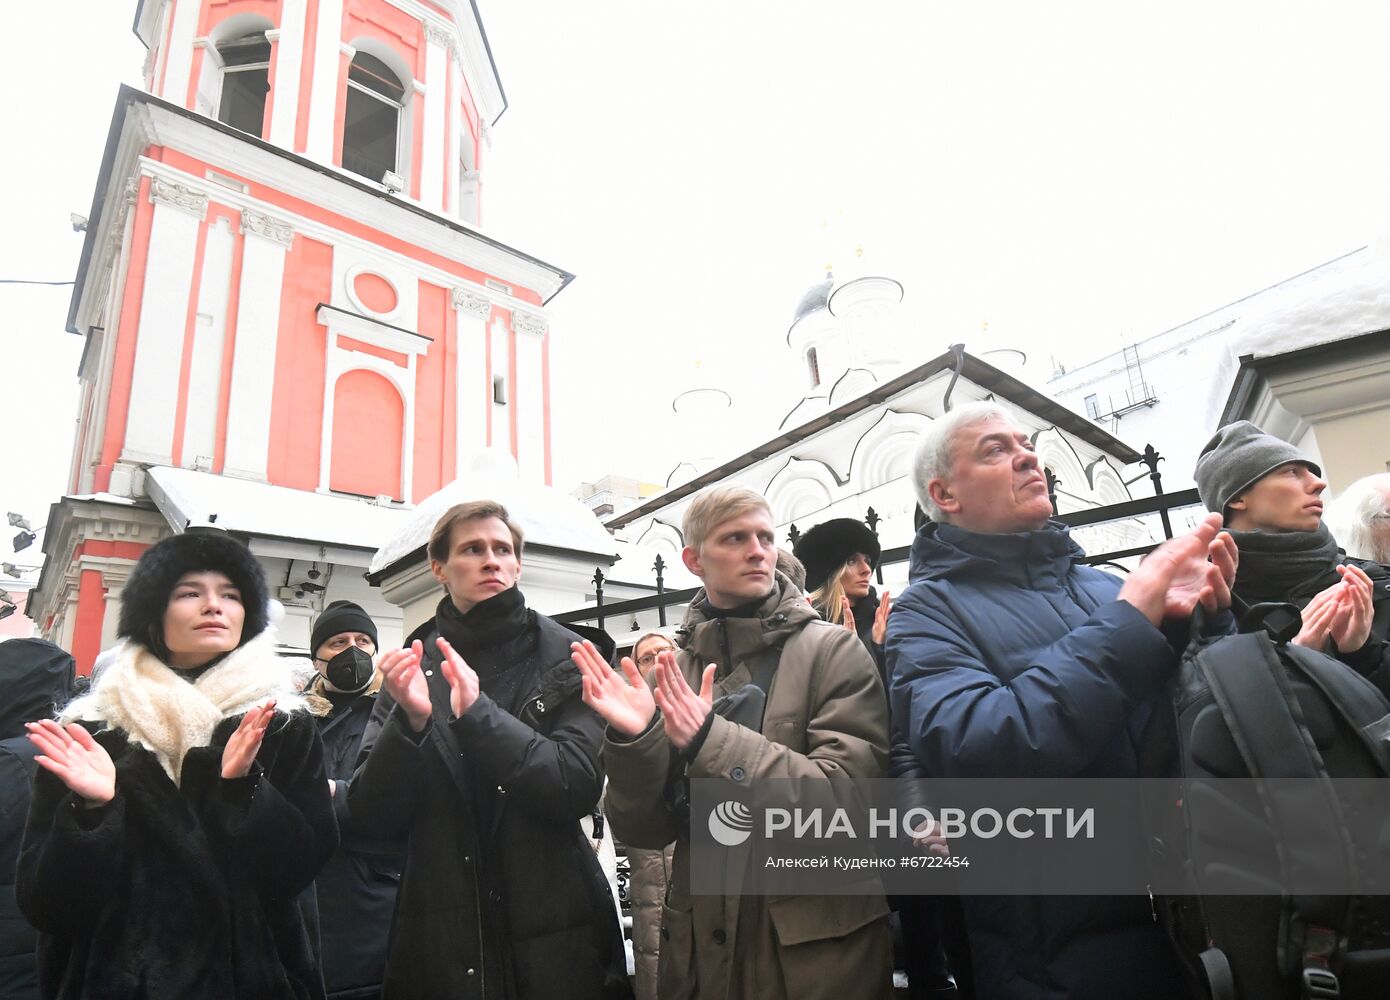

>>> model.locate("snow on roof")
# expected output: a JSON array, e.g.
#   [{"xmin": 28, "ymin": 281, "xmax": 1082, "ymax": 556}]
[
  {"xmin": 368, "ymin": 451, "xmax": 619, "ymax": 576},
  {"xmin": 68, "ymin": 492, "xmax": 140, "ymax": 506},
  {"xmin": 1208, "ymin": 251, "xmax": 1390, "ymax": 425},
  {"xmin": 146, "ymin": 466, "xmax": 406, "ymax": 550}
]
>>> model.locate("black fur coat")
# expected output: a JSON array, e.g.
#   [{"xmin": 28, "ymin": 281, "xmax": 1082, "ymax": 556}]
[{"xmin": 17, "ymin": 710, "xmax": 338, "ymax": 1000}]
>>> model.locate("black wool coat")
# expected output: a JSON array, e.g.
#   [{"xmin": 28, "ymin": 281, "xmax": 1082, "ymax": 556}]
[
  {"xmin": 316, "ymin": 691, "xmax": 401, "ymax": 1000},
  {"xmin": 348, "ymin": 613, "xmax": 631, "ymax": 1000},
  {"xmin": 17, "ymin": 711, "xmax": 338, "ymax": 1000},
  {"xmin": 0, "ymin": 639, "xmax": 73, "ymax": 1000}
]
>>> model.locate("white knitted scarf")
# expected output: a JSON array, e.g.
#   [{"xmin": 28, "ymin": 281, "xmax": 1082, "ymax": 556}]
[{"xmin": 61, "ymin": 629, "xmax": 310, "ymax": 785}]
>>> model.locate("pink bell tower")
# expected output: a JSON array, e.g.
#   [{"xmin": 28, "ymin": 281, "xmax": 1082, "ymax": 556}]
[{"xmin": 32, "ymin": 0, "xmax": 572, "ymax": 671}]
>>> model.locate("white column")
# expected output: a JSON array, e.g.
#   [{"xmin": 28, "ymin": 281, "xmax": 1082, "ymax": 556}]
[
  {"xmin": 306, "ymin": 0, "xmax": 346, "ymax": 161},
  {"xmin": 223, "ymin": 209, "xmax": 293, "ymax": 481},
  {"xmin": 446, "ymin": 57, "xmax": 463, "ymax": 215},
  {"xmin": 184, "ymin": 215, "xmax": 235, "ymax": 469},
  {"xmin": 191, "ymin": 38, "xmax": 220, "ymax": 118},
  {"xmin": 123, "ymin": 178, "xmax": 207, "ymax": 466},
  {"xmin": 513, "ymin": 310, "xmax": 548, "ymax": 483},
  {"xmin": 489, "ymin": 313, "xmax": 511, "ymax": 455},
  {"xmin": 452, "ymin": 288, "xmax": 491, "ymax": 471},
  {"xmin": 267, "ymin": 0, "xmax": 307, "ymax": 147},
  {"xmin": 420, "ymin": 25, "xmax": 450, "ymax": 210},
  {"xmin": 401, "ymin": 356, "xmax": 417, "ymax": 504},
  {"xmin": 318, "ymin": 324, "xmax": 339, "ymax": 493},
  {"xmin": 160, "ymin": 0, "xmax": 201, "ymax": 106}
]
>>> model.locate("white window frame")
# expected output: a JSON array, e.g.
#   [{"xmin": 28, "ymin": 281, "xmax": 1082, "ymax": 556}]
[{"xmin": 344, "ymin": 58, "xmax": 406, "ymax": 182}]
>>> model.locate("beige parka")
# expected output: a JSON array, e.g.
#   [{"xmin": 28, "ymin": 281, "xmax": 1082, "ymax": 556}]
[{"xmin": 603, "ymin": 574, "xmax": 893, "ymax": 1000}]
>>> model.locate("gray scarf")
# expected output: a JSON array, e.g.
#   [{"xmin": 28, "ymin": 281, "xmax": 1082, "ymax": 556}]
[{"xmin": 1228, "ymin": 522, "xmax": 1343, "ymax": 607}]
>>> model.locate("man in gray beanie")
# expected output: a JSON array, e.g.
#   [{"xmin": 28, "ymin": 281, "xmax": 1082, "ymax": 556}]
[{"xmin": 1194, "ymin": 420, "xmax": 1390, "ymax": 695}]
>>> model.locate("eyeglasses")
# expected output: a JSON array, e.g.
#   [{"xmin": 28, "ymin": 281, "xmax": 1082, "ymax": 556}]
[{"xmin": 635, "ymin": 647, "xmax": 676, "ymax": 668}]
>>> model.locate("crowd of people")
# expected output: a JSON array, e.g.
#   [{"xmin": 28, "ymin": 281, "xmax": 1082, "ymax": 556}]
[{"xmin": 2, "ymin": 407, "xmax": 1389, "ymax": 999}]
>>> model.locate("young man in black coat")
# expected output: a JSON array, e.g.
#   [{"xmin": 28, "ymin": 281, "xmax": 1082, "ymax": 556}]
[
  {"xmin": 349, "ymin": 501, "xmax": 630, "ymax": 1000},
  {"xmin": 1195, "ymin": 421, "xmax": 1390, "ymax": 696},
  {"xmin": 0, "ymin": 640, "xmax": 74, "ymax": 1000}
]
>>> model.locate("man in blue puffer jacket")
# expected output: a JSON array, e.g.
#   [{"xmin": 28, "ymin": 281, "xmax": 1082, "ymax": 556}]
[{"xmin": 886, "ymin": 402, "xmax": 1237, "ymax": 1000}]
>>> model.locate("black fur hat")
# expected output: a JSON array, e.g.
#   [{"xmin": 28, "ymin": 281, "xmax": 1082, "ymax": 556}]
[
  {"xmin": 793, "ymin": 517, "xmax": 881, "ymax": 594},
  {"xmin": 118, "ymin": 531, "xmax": 270, "ymax": 656}
]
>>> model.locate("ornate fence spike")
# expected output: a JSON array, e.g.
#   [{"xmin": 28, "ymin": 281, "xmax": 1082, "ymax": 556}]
[{"xmin": 653, "ymin": 554, "xmax": 667, "ymax": 627}]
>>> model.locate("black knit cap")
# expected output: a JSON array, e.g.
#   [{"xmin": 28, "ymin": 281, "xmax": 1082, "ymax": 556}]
[
  {"xmin": 311, "ymin": 600, "xmax": 378, "ymax": 656},
  {"xmin": 793, "ymin": 517, "xmax": 882, "ymax": 593},
  {"xmin": 118, "ymin": 531, "xmax": 269, "ymax": 656}
]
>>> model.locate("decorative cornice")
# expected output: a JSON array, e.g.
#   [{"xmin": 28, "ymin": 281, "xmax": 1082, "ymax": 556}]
[
  {"xmin": 107, "ymin": 177, "xmax": 141, "ymax": 252},
  {"xmin": 149, "ymin": 177, "xmax": 208, "ymax": 219},
  {"xmin": 317, "ymin": 303, "xmax": 432, "ymax": 358},
  {"xmin": 452, "ymin": 288, "xmax": 493, "ymax": 319},
  {"xmin": 424, "ymin": 22, "xmax": 454, "ymax": 48},
  {"xmin": 143, "ymin": 45, "xmax": 158, "ymax": 80},
  {"xmin": 512, "ymin": 310, "xmax": 548, "ymax": 338},
  {"xmin": 240, "ymin": 208, "xmax": 295, "ymax": 247},
  {"xmin": 125, "ymin": 145, "xmax": 572, "ymax": 308}
]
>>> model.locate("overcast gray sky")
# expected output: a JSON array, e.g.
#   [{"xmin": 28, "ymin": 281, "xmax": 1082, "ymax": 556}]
[{"xmin": 5, "ymin": 1, "xmax": 1390, "ymax": 574}]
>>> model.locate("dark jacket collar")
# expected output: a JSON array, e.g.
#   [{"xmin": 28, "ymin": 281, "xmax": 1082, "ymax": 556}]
[
  {"xmin": 908, "ymin": 519, "xmax": 1086, "ymax": 590},
  {"xmin": 676, "ymin": 571, "xmax": 817, "ymax": 669}
]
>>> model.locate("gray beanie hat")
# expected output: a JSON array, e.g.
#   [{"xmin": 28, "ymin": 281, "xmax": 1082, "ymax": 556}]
[{"xmin": 1194, "ymin": 420, "xmax": 1322, "ymax": 514}]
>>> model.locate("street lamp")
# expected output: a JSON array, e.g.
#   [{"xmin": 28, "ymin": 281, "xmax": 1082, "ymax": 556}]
[
  {"xmin": 0, "ymin": 604, "xmax": 15, "ymax": 622},
  {"xmin": 3, "ymin": 563, "xmax": 39, "ymax": 579},
  {"xmin": 6, "ymin": 513, "xmax": 31, "ymax": 531}
]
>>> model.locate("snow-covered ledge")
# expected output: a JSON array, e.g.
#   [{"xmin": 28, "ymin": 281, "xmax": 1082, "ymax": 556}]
[{"xmin": 367, "ymin": 451, "xmax": 620, "ymax": 635}]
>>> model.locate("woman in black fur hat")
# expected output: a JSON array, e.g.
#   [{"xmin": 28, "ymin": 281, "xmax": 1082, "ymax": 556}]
[
  {"xmin": 17, "ymin": 530, "xmax": 338, "ymax": 1000},
  {"xmin": 793, "ymin": 517, "xmax": 891, "ymax": 670},
  {"xmin": 794, "ymin": 519, "xmax": 957, "ymax": 997}
]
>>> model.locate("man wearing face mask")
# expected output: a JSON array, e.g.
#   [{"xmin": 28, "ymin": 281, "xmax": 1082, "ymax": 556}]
[{"xmin": 307, "ymin": 600, "xmax": 400, "ymax": 1000}]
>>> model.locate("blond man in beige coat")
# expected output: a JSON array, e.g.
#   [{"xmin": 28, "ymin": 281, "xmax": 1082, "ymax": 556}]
[{"xmin": 573, "ymin": 487, "xmax": 893, "ymax": 1000}]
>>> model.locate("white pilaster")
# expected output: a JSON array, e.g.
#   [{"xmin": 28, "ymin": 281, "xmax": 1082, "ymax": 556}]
[
  {"xmin": 421, "ymin": 27, "xmax": 450, "ymax": 210},
  {"xmin": 513, "ymin": 311, "xmax": 547, "ymax": 483},
  {"xmin": 123, "ymin": 179, "xmax": 206, "ymax": 467},
  {"xmin": 446, "ymin": 57, "xmax": 464, "ymax": 215},
  {"xmin": 160, "ymin": 0, "xmax": 201, "ymax": 106},
  {"xmin": 490, "ymin": 313, "xmax": 511, "ymax": 454},
  {"xmin": 191, "ymin": 38, "xmax": 220, "ymax": 118},
  {"xmin": 452, "ymin": 288, "xmax": 491, "ymax": 469},
  {"xmin": 223, "ymin": 210, "xmax": 293, "ymax": 481},
  {"xmin": 184, "ymin": 216, "xmax": 235, "ymax": 469},
  {"xmin": 306, "ymin": 0, "xmax": 346, "ymax": 160},
  {"xmin": 268, "ymin": 0, "xmax": 307, "ymax": 147}
]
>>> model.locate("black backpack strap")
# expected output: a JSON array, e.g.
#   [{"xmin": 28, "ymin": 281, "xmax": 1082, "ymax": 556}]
[
  {"xmin": 1283, "ymin": 643, "xmax": 1390, "ymax": 774},
  {"xmin": 1199, "ymin": 947, "xmax": 1237, "ymax": 1000},
  {"xmin": 746, "ymin": 642, "xmax": 781, "ymax": 698},
  {"xmin": 1195, "ymin": 634, "xmax": 1356, "ymax": 924}
]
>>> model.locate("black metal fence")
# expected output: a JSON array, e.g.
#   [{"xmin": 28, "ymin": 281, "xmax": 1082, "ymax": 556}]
[{"xmin": 551, "ymin": 445, "xmax": 1203, "ymax": 631}]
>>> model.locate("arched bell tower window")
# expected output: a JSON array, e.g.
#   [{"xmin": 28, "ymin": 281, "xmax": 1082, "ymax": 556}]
[
  {"xmin": 217, "ymin": 32, "xmax": 271, "ymax": 136},
  {"xmin": 343, "ymin": 52, "xmax": 406, "ymax": 182},
  {"xmin": 806, "ymin": 347, "xmax": 821, "ymax": 388}
]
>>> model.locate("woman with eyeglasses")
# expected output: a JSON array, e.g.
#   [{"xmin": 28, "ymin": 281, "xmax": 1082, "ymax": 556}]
[{"xmin": 619, "ymin": 632, "xmax": 677, "ymax": 1000}]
